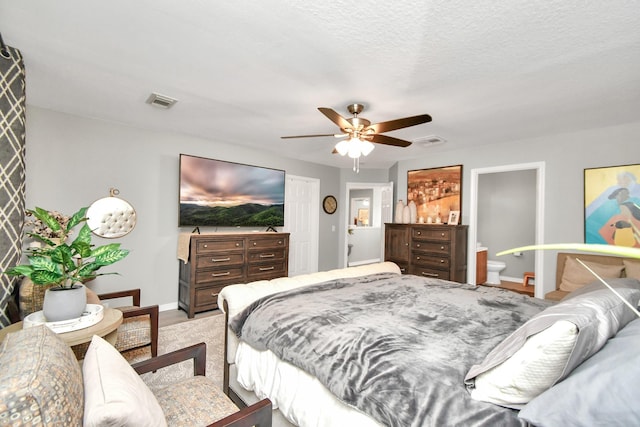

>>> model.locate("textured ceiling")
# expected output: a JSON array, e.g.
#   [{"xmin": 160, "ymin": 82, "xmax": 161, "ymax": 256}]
[{"xmin": 1, "ymin": 0, "xmax": 639, "ymax": 169}]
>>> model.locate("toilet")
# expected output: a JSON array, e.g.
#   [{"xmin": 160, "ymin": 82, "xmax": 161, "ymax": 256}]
[{"xmin": 486, "ymin": 260, "xmax": 506, "ymax": 285}]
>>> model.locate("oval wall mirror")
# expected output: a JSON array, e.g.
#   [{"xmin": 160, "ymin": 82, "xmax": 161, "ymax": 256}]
[{"xmin": 86, "ymin": 189, "xmax": 137, "ymax": 238}]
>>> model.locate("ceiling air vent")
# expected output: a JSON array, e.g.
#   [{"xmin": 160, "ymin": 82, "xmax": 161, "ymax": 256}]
[
  {"xmin": 145, "ymin": 92, "xmax": 178, "ymax": 109},
  {"xmin": 413, "ymin": 135, "xmax": 446, "ymax": 147}
]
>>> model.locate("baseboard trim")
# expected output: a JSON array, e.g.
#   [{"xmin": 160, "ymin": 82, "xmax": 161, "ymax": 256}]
[
  {"xmin": 159, "ymin": 302, "xmax": 178, "ymax": 312},
  {"xmin": 348, "ymin": 258, "xmax": 381, "ymax": 267}
]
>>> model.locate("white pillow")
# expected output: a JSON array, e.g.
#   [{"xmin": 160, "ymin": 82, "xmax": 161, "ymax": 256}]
[
  {"xmin": 83, "ymin": 335, "xmax": 167, "ymax": 427},
  {"xmin": 465, "ymin": 287, "xmax": 640, "ymax": 408},
  {"xmin": 470, "ymin": 320, "xmax": 578, "ymax": 406}
]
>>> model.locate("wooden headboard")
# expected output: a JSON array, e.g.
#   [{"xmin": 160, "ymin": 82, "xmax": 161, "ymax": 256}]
[{"xmin": 555, "ymin": 252, "xmax": 627, "ymax": 290}]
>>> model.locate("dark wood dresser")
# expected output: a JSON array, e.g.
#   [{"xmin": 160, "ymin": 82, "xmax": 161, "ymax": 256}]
[
  {"xmin": 384, "ymin": 223, "xmax": 468, "ymax": 283},
  {"xmin": 383, "ymin": 223, "xmax": 411, "ymax": 273},
  {"xmin": 178, "ymin": 232, "xmax": 289, "ymax": 318}
]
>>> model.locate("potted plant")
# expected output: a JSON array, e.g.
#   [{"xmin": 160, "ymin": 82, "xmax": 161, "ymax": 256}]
[{"xmin": 2, "ymin": 206, "xmax": 129, "ymax": 321}]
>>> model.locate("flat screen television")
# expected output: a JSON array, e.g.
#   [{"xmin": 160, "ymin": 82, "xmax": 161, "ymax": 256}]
[{"xmin": 179, "ymin": 154, "xmax": 285, "ymax": 227}]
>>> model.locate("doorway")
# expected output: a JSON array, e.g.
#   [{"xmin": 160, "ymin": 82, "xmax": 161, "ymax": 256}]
[
  {"xmin": 469, "ymin": 162, "xmax": 546, "ymax": 299},
  {"xmin": 343, "ymin": 182, "xmax": 393, "ymax": 267},
  {"xmin": 284, "ymin": 175, "xmax": 320, "ymax": 276}
]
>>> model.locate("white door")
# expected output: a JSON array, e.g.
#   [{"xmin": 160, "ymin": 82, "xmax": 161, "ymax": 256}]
[
  {"xmin": 343, "ymin": 182, "xmax": 393, "ymax": 267},
  {"xmin": 284, "ymin": 175, "xmax": 319, "ymax": 276}
]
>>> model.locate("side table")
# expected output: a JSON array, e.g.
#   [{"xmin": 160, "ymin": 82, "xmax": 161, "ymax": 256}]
[{"xmin": 0, "ymin": 307, "xmax": 123, "ymax": 350}]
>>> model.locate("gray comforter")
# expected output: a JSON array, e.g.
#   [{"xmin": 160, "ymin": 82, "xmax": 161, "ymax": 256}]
[{"xmin": 230, "ymin": 273, "xmax": 552, "ymax": 427}]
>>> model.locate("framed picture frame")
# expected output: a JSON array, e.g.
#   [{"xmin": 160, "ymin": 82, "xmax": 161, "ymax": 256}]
[
  {"xmin": 408, "ymin": 164, "xmax": 462, "ymax": 224},
  {"xmin": 357, "ymin": 208, "xmax": 369, "ymax": 226},
  {"xmin": 584, "ymin": 163, "xmax": 640, "ymax": 247},
  {"xmin": 447, "ymin": 210, "xmax": 460, "ymax": 225}
]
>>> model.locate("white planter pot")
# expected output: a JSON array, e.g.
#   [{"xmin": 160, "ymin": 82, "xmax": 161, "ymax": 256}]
[
  {"xmin": 402, "ymin": 205, "xmax": 411, "ymax": 223},
  {"xmin": 408, "ymin": 200, "xmax": 417, "ymax": 223},
  {"xmin": 395, "ymin": 200, "xmax": 405, "ymax": 223},
  {"xmin": 43, "ymin": 284, "xmax": 87, "ymax": 322}
]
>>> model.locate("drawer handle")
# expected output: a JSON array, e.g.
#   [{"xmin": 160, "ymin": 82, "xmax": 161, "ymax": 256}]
[
  {"xmin": 259, "ymin": 266, "xmax": 275, "ymax": 271},
  {"xmin": 211, "ymin": 271, "xmax": 230, "ymax": 277},
  {"xmin": 441, "ymin": 233, "xmax": 445, "ymax": 237},
  {"xmin": 440, "ymin": 259, "xmax": 445, "ymax": 263},
  {"xmin": 416, "ymin": 256, "xmax": 420, "ymax": 260},
  {"xmin": 236, "ymin": 243, "xmax": 240, "ymax": 247},
  {"xmin": 417, "ymin": 231, "xmax": 421, "ymax": 235},
  {"xmin": 416, "ymin": 243, "xmax": 421, "ymax": 248},
  {"xmin": 440, "ymin": 246, "xmax": 445, "ymax": 250},
  {"xmin": 212, "ymin": 257, "xmax": 231, "ymax": 262},
  {"xmin": 260, "ymin": 253, "xmax": 275, "ymax": 258},
  {"xmin": 253, "ymin": 242, "xmax": 257, "ymax": 246},
  {"xmin": 203, "ymin": 244, "xmax": 208, "ymax": 248},
  {"xmin": 422, "ymin": 272, "xmax": 439, "ymax": 278},
  {"xmin": 211, "ymin": 292, "xmax": 219, "ymax": 297},
  {"xmin": 278, "ymin": 240, "xmax": 283, "ymax": 245}
]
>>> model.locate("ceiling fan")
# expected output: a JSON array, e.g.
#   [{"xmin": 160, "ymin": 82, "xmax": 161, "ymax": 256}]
[{"xmin": 281, "ymin": 103, "xmax": 432, "ymax": 171}]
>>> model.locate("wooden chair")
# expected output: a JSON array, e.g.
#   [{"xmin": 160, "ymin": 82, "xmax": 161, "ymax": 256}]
[
  {"xmin": 97, "ymin": 288, "xmax": 159, "ymax": 361},
  {"xmin": 1, "ymin": 325, "xmax": 272, "ymax": 427},
  {"xmin": 132, "ymin": 342, "xmax": 272, "ymax": 426}
]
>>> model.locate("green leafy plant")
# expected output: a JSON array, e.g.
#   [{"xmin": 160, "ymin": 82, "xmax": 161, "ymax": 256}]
[{"xmin": 2, "ymin": 206, "xmax": 129, "ymax": 288}]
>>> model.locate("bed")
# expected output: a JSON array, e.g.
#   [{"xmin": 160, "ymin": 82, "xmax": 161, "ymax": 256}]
[
  {"xmin": 545, "ymin": 251, "xmax": 638, "ymax": 301},
  {"xmin": 219, "ymin": 260, "xmax": 640, "ymax": 427}
]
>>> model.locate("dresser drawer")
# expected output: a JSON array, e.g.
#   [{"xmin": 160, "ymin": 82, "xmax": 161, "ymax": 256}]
[
  {"xmin": 248, "ymin": 248, "xmax": 287, "ymax": 263},
  {"xmin": 411, "ymin": 266, "xmax": 451, "ymax": 281},
  {"xmin": 412, "ymin": 228, "xmax": 451, "ymax": 241},
  {"xmin": 194, "ymin": 285, "xmax": 224, "ymax": 309},
  {"xmin": 179, "ymin": 232, "xmax": 290, "ymax": 318},
  {"xmin": 248, "ymin": 237, "xmax": 288, "ymax": 250},
  {"xmin": 195, "ymin": 252, "xmax": 244, "ymax": 269},
  {"xmin": 411, "ymin": 241, "xmax": 449, "ymax": 255},
  {"xmin": 194, "ymin": 266, "xmax": 244, "ymax": 284},
  {"xmin": 247, "ymin": 261, "xmax": 287, "ymax": 278},
  {"xmin": 412, "ymin": 253, "xmax": 450, "ymax": 270},
  {"xmin": 196, "ymin": 239, "xmax": 244, "ymax": 253}
]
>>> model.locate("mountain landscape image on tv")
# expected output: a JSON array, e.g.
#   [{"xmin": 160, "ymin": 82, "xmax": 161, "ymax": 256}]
[{"xmin": 179, "ymin": 154, "xmax": 285, "ymax": 227}]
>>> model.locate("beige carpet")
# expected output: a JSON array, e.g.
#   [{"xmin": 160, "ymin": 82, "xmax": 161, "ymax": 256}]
[{"xmin": 136, "ymin": 314, "xmax": 226, "ymax": 392}]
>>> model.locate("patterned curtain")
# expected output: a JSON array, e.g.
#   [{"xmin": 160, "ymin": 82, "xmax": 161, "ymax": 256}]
[{"xmin": 0, "ymin": 40, "xmax": 26, "ymax": 328}]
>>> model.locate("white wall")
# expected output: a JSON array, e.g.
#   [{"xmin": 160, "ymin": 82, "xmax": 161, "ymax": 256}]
[
  {"xmin": 24, "ymin": 107, "xmax": 342, "ymax": 308},
  {"xmin": 23, "ymin": 106, "xmax": 640, "ymax": 304},
  {"xmin": 391, "ymin": 121, "xmax": 640, "ymax": 296},
  {"xmin": 478, "ymin": 170, "xmax": 536, "ymax": 279}
]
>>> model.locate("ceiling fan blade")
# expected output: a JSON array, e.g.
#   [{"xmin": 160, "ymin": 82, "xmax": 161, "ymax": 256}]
[
  {"xmin": 367, "ymin": 133, "xmax": 412, "ymax": 148},
  {"xmin": 318, "ymin": 107, "xmax": 353, "ymax": 131},
  {"xmin": 281, "ymin": 133, "xmax": 337, "ymax": 139},
  {"xmin": 367, "ymin": 114, "xmax": 432, "ymax": 134}
]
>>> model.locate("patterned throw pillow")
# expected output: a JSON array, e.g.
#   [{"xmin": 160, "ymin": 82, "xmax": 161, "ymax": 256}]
[{"xmin": 0, "ymin": 325, "xmax": 84, "ymax": 424}]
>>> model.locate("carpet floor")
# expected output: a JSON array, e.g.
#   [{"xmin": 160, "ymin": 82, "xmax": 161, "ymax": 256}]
[{"xmin": 133, "ymin": 313, "xmax": 226, "ymax": 392}]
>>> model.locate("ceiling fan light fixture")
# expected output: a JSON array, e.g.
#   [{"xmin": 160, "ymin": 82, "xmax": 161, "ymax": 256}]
[
  {"xmin": 334, "ymin": 140, "xmax": 349, "ymax": 156},
  {"xmin": 360, "ymin": 140, "xmax": 375, "ymax": 156},
  {"xmin": 347, "ymin": 143, "xmax": 361, "ymax": 158},
  {"xmin": 282, "ymin": 103, "xmax": 431, "ymax": 174}
]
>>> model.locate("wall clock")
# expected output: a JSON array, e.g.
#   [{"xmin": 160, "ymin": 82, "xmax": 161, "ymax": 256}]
[{"xmin": 322, "ymin": 195, "xmax": 337, "ymax": 214}]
